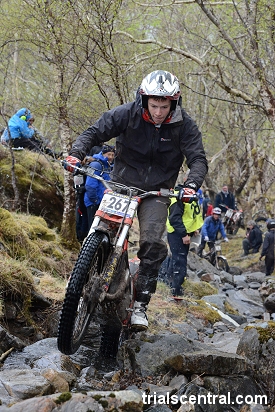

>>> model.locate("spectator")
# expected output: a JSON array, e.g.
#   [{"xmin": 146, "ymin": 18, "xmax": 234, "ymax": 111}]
[
  {"xmin": 206, "ymin": 201, "xmax": 213, "ymax": 217},
  {"xmin": 64, "ymin": 69, "xmax": 208, "ymax": 330},
  {"xmin": 202, "ymin": 191, "xmax": 210, "ymax": 219},
  {"xmin": 89, "ymin": 142, "xmax": 104, "ymax": 156},
  {"xmin": 166, "ymin": 187, "xmax": 203, "ymax": 296},
  {"xmin": 197, "ymin": 207, "xmax": 228, "ymax": 257},
  {"xmin": 214, "ymin": 184, "xmax": 235, "ymax": 213},
  {"xmin": 260, "ymin": 219, "xmax": 275, "ymax": 276},
  {"xmin": 197, "ymin": 187, "xmax": 204, "ymax": 208},
  {"xmin": 74, "ymin": 144, "xmax": 115, "ymax": 242},
  {"xmin": 202, "ymin": 192, "xmax": 213, "ymax": 219},
  {"xmin": 242, "ymin": 220, "xmax": 263, "ymax": 257},
  {"xmin": 2, "ymin": 108, "xmax": 58, "ymax": 157},
  {"xmin": 84, "ymin": 145, "xmax": 115, "ymax": 229}
]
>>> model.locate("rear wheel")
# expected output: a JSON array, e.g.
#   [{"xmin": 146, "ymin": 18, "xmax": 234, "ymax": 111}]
[
  {"xmin": 57, "ymin": 232, "xmax": 110, "ymax": 355},
  {"xmin": 216, "ymin": 256, "xmax": 230, "ymax": 272},
  {"xmin": 233, "ymin": 226, "xmax": 239, "ymax": 235}
]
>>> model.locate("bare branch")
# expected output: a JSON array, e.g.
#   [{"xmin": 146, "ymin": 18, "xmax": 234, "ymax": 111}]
[
  {"xmin": 133, "ymin": 0, "xmax": 233, "ymax": 7},
  {"xmin": 115, "ymin": 30, "xmax": 254, "ymax": 103},
  {"xmin": 195, "ymin": 0, "xmax": 256, "ymax": 74}
]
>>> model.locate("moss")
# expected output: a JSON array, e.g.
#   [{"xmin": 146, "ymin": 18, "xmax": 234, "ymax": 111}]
[
  {"xmin": 98, "ymin": 399, "xmax": 108, "ymax": 407},
  {"xmin": 55, "ymin": 392, "xmax": 72, "ymax": 404},
  {"xmin": 245, "ymin": 322, "xmax": 275, "ymax": 344},
  {"xmin": 184, "ymin": 280, "xmax": 218, "ymax": 299},
  {"xmin": 93, "ymin": 395, "xmax": 103, "ymax": 401},
  {"xmin": 224, "ymin": 301, "xmax": 239, "ymax": 315},
  {"xmin": 188, "ymin": 300, "xmax": 222, "ymax": 323}
]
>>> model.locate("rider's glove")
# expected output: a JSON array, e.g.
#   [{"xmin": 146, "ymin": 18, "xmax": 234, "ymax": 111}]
[
  {"xmin": 178, "ymin": 187, "xmax": 196, "ymax": 203},
  {"xmin": 204, "ymin": 236, "xmax": 209, "ymax": 242},
  {"xmin": 224, "ymin": 237, "xmax": 229, "ymax": 242},
  {"xmin": 64, "ymin": 155, "xmax": 81, "ymax": 173}
]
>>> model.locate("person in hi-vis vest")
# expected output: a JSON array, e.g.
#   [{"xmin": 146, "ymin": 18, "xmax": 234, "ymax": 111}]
[{"xmin": 166, "ymin": 189, "xmax": 203, "ymax": 296}]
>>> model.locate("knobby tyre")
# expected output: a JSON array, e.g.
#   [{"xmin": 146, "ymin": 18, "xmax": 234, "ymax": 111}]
[
  {"xmin": 216, "ymin": 256, "xmax": 230, "ymax": 273},
  {"xmin": 57, "ymin": 232, "xmax": 110, "ymax": 355},
  {"xmin": 233, "ymin": 226, "xmax": 239, "ymax": 235}
]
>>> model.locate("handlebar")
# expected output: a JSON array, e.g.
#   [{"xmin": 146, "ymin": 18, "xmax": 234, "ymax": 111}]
[{"xmin": 62, "ymin": 161, "xmax": 199, "ymax": 202}]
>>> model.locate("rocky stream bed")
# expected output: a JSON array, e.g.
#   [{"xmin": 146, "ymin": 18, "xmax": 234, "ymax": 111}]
[{"xmin": 0, "ymin": 251, "xmax": 275, "ymax": 412}]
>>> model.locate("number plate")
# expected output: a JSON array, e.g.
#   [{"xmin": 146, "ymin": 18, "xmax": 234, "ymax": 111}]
[
  {"xmin": 225, "ymin": 209, "xmax": 234, "ymax": 218},
  {"xmin": 99, "ymin": 192, "xmax": 138, "ymax": 218},
  {"xmin": 215, "ymin": 245, "xmax": 221, "ymax": 251}
]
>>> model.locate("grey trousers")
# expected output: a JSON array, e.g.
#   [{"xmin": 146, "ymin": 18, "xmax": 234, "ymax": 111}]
[
  {"xmin": 137, "ymin": 195, "xmax": 170, "ymax": 270},
  {"xmin": 135, "ymin": 196, "xmax": 170, "ymax": 302}
]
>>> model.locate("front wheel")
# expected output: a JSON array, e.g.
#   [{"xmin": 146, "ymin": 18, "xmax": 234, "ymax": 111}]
[
  {"xmin": 57, "ymin": 232, "xmax": 110, "ymax": 355},
  {"xmin": 216, "ymin": 256, "xmax": 230, "ymax": 272}
]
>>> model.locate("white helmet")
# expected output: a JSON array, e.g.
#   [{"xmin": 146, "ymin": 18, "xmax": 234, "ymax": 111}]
[
  {"xmin": 212, "ymin": 207, "xmax": 222, "ymax": 215},
  {"xmin": 139, "ymin": 70, "xmax": 181, "ymax": 110}
]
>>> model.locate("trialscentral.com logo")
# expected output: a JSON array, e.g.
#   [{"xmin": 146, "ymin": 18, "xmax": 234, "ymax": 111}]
[{"xmin": 142, "ymin": 392, "xmax": 268, "ymax": 406}]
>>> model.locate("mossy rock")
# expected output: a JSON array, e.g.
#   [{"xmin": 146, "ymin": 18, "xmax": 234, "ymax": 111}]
[
  {"xmin": 184, "ymin": 279, "xmax": 218, "ymax": 299},
  {"xmin": 0, "ymin": 146, "xmax": 64, "ymax": 229},
  {"xmin": 245, "ymin": 321, "xmax": 275, "ymax": 344},
  {"xmin": 188, "ymin": 300, "xmax": 222, "ymax": 323}
]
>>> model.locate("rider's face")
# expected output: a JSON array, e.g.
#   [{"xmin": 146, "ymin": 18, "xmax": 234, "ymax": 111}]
[
  {"xmin": 148, "ymin": 98, "xmax": 171, "ymax": 124},
  {"xmin": 212, "ymin": 213, "xmax": 220, "ymax": 220}
]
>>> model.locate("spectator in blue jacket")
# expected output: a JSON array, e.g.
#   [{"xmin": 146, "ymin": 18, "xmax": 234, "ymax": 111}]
[
  {"xmin": 84, "ymin": 146, "xmax": 115, "ymax": 229},
  {"xmin": 2, "ymin": 108, "xmax": 40, "ymax": 150},
  {"xmin": 197, "ymin": 207, "xmax": 228, "ymax": 256},
  {"xmin": 1, "ymin": 107, "xmax": 60, "ymax": 158}
]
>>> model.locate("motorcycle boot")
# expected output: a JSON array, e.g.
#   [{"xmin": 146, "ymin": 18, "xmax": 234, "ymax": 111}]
[{"xmin": 131, "ymin": 265, "xmax": 159, "ymax": 331}]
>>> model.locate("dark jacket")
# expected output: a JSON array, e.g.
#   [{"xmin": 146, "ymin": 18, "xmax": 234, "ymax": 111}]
[
  {"xmin": 215, "ymin": 191, "xmax": 235, "ymax": 212},
  {"xmin": 200, "ymin": 216, "xmax": 227, "ymax": 241},
  {"xmin": 69, "ymin": 95, "xmax": 208, "ymax": 192},
  {"xmin": 246, "ymin": 225, "xmax": 263, "ymax": 251},
  {"xmin": 261, "ymin": 230, "xmax": 275, "ymax": 259}
]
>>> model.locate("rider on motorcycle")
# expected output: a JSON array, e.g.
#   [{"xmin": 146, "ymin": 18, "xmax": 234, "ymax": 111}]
[
  {"xmin": 197, "ymin": 207, "xmax": 229, "ymax": 257},
  {"xmin": 64, "ymin": 70, "xmax": 208, "ymax": 330}
]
